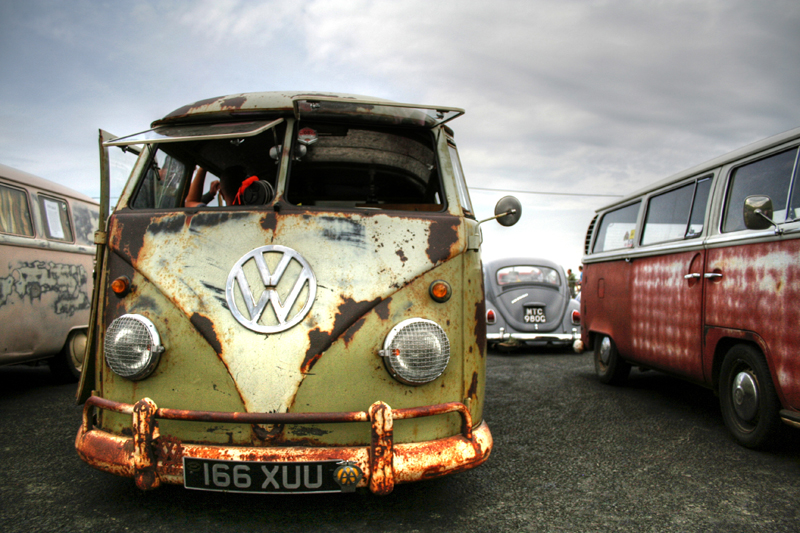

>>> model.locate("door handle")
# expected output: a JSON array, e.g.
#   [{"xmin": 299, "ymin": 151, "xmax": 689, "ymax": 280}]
[
  {"xmin": 684, "ymin": 273, "xmax": 701, "ymax": 279},
  {"xmin": 704, "ymin": 273, "xmax": 723, "ymax": 280}
]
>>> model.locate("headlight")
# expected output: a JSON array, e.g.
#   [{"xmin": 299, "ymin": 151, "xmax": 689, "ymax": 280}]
[
  {"xmin": 380, "ymin": 318, "xmax": 450, "ymax": 385},
  {"xmin": 104, "ymin": 314, "xmax": 164, "ymax": 380}
]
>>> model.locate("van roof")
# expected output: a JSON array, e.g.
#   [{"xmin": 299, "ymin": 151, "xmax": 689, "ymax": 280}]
[
  {"xmin": 152, "ymin": 91, "xmax": 463, "ymax": 128},
  {"xmin": 596, "ymin": 125, "xmax": 800, "ymax": 213},
  {"xmin": 0, "ymin": 163, "xmax": 98, "ymax": 205}
]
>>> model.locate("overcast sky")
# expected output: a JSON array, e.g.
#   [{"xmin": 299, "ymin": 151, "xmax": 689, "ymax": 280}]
[{"xmin": 2, "ymin": 0, "xmax": 798, "ymax": 269}]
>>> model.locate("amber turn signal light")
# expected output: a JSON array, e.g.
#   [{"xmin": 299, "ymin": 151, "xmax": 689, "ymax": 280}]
[
  {"xmin": 429, "ymin": 280, "xmax": 452, "ymax": 303},
  {"xmin": 111, "ymin": 276, "xmax": 131, "ymax": 297}
]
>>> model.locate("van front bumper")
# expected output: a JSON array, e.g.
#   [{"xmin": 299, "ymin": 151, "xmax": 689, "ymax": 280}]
[{"xmin": 75, "ymin": 395, "xmax": 491, "ymax": 495}]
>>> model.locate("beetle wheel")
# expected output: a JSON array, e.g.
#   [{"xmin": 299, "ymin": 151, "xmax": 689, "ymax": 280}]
[
  {"xmin": 719, "ymin": 344, "xmax": 780, "ymax": 448},
  {"xmin": 594, "ymin": 335, "xmax": 630, "ymax": 385}
]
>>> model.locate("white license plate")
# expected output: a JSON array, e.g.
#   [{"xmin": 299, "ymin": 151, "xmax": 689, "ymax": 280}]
[
  {"xmin": 183, "ymin": 457, "xmax": 358, "ymax": 494},
  {"xmin": 524, "ymin": 307, "xmax": 546, "ymax": 323}
]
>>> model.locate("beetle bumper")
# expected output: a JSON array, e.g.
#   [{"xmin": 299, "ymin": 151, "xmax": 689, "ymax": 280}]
[
  {"xmin": 488, "ymin": 328, "xmax": 580, "ymax": 345},
  {"xmin": 75, "ymin": 396, "xmax": 491, "ymax": 495}
]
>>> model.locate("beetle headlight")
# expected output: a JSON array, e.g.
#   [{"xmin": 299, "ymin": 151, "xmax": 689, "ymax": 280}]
[
  {"xmin": 104, "ymin": 314, "xmax": 164, "ymax": 380},
  {"xmin": 379, "ymin": 318, "xmax": 450, "ymax": 385}
]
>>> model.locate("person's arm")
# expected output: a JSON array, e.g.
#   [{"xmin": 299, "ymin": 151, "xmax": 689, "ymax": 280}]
[{"xmin": 185, "ymin": 167, "xmax": 208, "ymax": 207}]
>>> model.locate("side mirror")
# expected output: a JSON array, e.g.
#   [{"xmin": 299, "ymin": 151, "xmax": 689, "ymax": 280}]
[
  {"xmin": 743, "ymin": 195, "xmax": 776, "ymax": 231},
  {"xmin": 469, "ymin": 196, "xmax": 522, "ymax": 251},
  {"xmin": 493, "ymin": 196, "xmax": 522, "ymax": 227}
]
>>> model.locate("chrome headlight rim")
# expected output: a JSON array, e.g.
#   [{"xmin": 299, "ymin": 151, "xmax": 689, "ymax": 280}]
[
  {"xmin": 381, "ymin": 318, "xmax": 451, "ymax": 386},
  {"xmin": 104, "ymin": 313, "xmax": 164, "ymax": 381}
]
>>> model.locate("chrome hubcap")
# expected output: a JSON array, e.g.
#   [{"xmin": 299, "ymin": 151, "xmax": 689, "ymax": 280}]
[
  {"xmin": 599, "ymin": 337, "xmax": 612, "ymax": 365},
  {"xmin": 732, "ymin": 370, "xmax": 759, "ymax": 422}
]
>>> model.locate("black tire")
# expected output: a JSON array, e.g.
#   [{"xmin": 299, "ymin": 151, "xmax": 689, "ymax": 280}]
[
  {"xmin": 719, "ymin": 344, "xmax": 780, "ymax": 448},
  {"xmin": 594, "ymin": 335, "xmax": 630, "ymax": 385},
  {"xmin": 49, "ymin": 329, "xmax": 87, "ymax": 382}
]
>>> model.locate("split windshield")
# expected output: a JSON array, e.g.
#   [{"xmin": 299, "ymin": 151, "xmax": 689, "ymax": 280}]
[{"xmin": 127, "ymin": 121, "xmax": 445, "ymax": 212}]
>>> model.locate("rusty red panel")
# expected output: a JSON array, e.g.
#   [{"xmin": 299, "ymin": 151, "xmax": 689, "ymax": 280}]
[
  {"xmin": 581, "ymin": 259, "xmax": 633, "ymax": 351},
  {"xmin": 628, "ymin": 250, "xmax": 705, "ymax": 381},
  {"xmin": 705, "ymin": 240, "xmax": 800, "ymax": 410}
]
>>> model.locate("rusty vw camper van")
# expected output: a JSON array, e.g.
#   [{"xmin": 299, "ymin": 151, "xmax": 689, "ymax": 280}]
[
  {"xmin": 75, "ymin": 92, "xmax": 520, "ymax": 494},
  {"xmin": 581, "ymin": 127, "xmax": 800, "ymax": 448},
  {"xmin": 1, "ymin": 163, "xmax": 98, "ymax": 380}
]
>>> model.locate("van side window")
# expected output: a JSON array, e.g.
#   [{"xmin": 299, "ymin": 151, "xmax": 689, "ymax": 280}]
[
  {"xmin": 789, "ymin": 163, "xmax": 800, "ymax": 222},
  {"xmin": 72, "ymin": 203, "xmax": 99, "ymax": 246},
  {"xmin": 38, "ymin": 195, "xmax": 73, "ymax": 242},
  {"xmin": 592, "ymin": 201, "xmax": 640, "ymax": 253},
  {"xmin": 641, "ymin": 177, "xmax": 712, "ymax": 245},
  {"xmin": 722, "ymin": 148, "xmax": 798, "ymax": 232},
  {"xmin": 0, "ymin": 183, "xmax": 34, "ymax": 237},
  {"xmin": 132, "ymin": 149, "xmax": 188, "ymax": 209},
  {"xmin": 687, "ymin": 177, "xmax": 712, "ymax": 237}
]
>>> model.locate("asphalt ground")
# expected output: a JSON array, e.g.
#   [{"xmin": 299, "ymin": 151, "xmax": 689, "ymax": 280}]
[{"xmin": 1, "ymin": 349, "xmax": 798, "ymax": 532}]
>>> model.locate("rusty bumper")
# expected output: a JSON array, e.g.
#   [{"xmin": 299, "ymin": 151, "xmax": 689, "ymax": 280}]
[{"xmin": 75, "ymin": 396, "xmax": 492, "ymax": 495}]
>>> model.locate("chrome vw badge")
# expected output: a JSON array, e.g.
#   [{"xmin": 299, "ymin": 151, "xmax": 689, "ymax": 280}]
[{"xmin": 225, "ymin": 245, "xmax": 316, "ymax": 334}]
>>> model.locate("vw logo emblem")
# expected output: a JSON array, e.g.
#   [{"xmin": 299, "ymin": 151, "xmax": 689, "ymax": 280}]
[{"xmin": 225, "ymin": 245, "xmax": 317, "ymax": 334}]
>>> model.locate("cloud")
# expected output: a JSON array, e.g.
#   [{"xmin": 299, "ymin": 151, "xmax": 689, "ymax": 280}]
[{"xmin": 0, "ymin": 0, "xmax": 798, "ymax": 269}]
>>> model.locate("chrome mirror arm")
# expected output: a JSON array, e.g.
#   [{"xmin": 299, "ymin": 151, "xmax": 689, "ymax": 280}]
[
  {"xmin": 477, "ymin": 208, "xmax": 518, "ymax": 226},
  {"xmin": 755, "ymin": 209, "xmax": 784, "ymax": 236}
]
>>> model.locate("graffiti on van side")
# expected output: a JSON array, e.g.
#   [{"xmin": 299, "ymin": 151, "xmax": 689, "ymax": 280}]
[{"xmin": 0, "ymin": 260, "xmax": 90, "ymax": 316}]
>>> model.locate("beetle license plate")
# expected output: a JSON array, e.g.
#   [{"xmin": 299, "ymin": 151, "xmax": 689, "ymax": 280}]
[
  {"xmin": 183, "ymin": 457, "xmax": 362, "ymax": 494},
  {"xmin": 524, "ymin": 306, "xmax": 546, "ymax": 323}
]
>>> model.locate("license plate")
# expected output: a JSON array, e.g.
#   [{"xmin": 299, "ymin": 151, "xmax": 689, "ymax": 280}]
[
  {"xmin": 183, "ymin": 457, "xmax": 361, "ymax": 494},
  {"xmin": 524, "ymin": 306, "xmax": 546, "ymax": 323}
]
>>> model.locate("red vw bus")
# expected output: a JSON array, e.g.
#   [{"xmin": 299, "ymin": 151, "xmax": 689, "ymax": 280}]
[{"xmin": 581, "ymin": 127, "xmax": 800, "ymax": 448}]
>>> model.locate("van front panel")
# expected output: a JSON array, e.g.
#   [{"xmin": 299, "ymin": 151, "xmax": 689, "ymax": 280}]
[{"xmin": 98, "ymin": 206, "xmax": 475, "ymax": 443}]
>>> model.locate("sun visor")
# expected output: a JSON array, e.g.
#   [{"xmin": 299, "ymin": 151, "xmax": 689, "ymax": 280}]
[
  {"xmin": 293, "ymin": 97, "xmax": 464, "ymax": 128},
  {"xmin": 104, "ymin": 118, "xmax": 284, "ymax": 147}
]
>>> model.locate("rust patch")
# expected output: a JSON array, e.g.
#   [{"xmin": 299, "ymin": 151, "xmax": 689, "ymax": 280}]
[
  {"xmin": 189, "ymin": 211, "xmax": 249, "ymax": 231},
  {"xmin": 156, "ymin": 435, "xmax": 185, "ymax": 469},
  {"xmin": 259, "ymin": 211, "xmax": 279, "ymax": 233},
  {"xmin": 396, "ymin": 249, "xmax": 408, "ymax": 263},
  {"xmin": 343, "ymin": 317, "xmax": 367, "ymax": 346},
  {"xmin": 475, "ymin": 292, "xmax": 487, "ymax": 358},
  {"xmin": 467, "ymin": 371, "xmax": 479, "ymax": 400},
  {"xmin": 220, "ymin": 96, "xmax": 247, "ymax": 110},
  {"xmin": 149, "ymin": 214, "xmax": 186, "ymax": 235},
  {"xmin": 374, "ymin": 297, "xmax": 392, "ymax": 321},
  {"xmin": 426, "ymin": 217, "xmax": 460, "ymax": 265},
  {"xmin": 108, "ymin": 213, "xmax": 152, "ymax": 264},
  {"xmin": 302, "ymin": 297, "xmax": 382, "ymax": 373},
  {"xmin": 190, "ymin": 313, "xmax": 223, "ymax": 355},
  {"xmin": 157, "ymin": 96, "xmax": 227, "ymax": 122},
  {"xmin": 369, "ymin": 402, "xmax": 394, "ymax": 495}
]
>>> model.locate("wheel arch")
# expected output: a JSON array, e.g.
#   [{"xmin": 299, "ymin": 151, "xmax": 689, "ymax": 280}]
[{"xmin": 706, "ymin": 329, "xmax": 773, "ymax": 394}]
